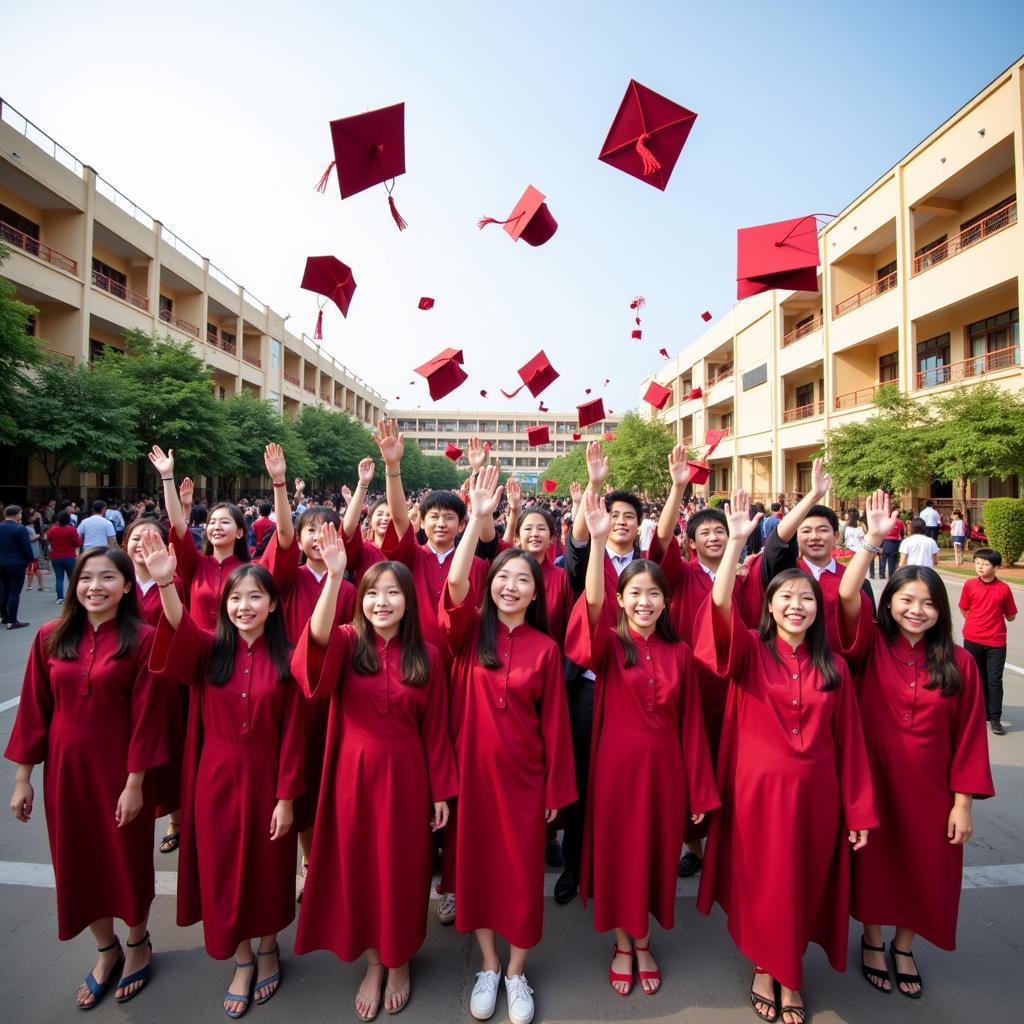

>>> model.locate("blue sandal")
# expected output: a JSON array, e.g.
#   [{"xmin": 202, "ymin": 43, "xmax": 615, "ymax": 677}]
[
  {"xmin": 224, "ymin": 959, "xmax": 256, "ymax": 1019},
  {"xmin": 78, "ymin": 938, "xmax": 123, "ymax": 1011},
  {"xmin": 254, "ymin": 944, "xmax": 282, "ymax": 1005},
  {"xmin": 115, "ymin": 932, "xmax": 152, "ymax": 1003}
]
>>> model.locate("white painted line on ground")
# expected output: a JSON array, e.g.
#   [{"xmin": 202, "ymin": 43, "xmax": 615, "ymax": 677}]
[
  {"xmin": 0, "ymin": 696, "xmax": 20, "ymax": 713},
  {"xmin": 1005, "ymin": 662, "xmax": 1024, "ymax": 676}
]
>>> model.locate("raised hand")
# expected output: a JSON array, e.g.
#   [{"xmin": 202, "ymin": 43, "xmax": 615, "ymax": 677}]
[
  {"xmin": 585, "ymin": 440, "xmax": 609, "ymax": 488},
  {"xmin": 582, "ymin": 487, "xmax": 611, "ymax": 541},
  {"xmin": 357, "ymin": 457, "xmax": 375, "ymax": 486},
  {"xmin": 373, "ymin": 418, "xmax": 404, "ymax": 465},
  {"xmin": 139, "ymin": 530, "xmax": 177, "ymax": 584},
  {"xmin": 263, "ymin": 442, "xmax": 287, "ymax": 484},
  {"xmin": 810, "ymin": 456, "xmax": 833, "ymax": 499},
  {"xmin": 178, "ymin": 477, "xmax": 194, "ymax": 510},
  {"xmin": 148, "ymin": 445, "xmax": 174, "ymax": 479},
  {"xmin": 505, "ymin": 475, "xmax": 522, "ymax": 512},
  {"xmin": 722, "ymin": 489, "xmax": 762, "ymax": 543},
  {"xmin": 294, "ymin": 477, "xmax": 305, "ymax": 495},
  {"xmin": 863, "ymin": 489, "xmax": 898, "ymax": 540},
  {"xmin": 408, "ymin": 505, "xmax": 422, "ymax": 531},
  {"xmin": 316, "ymin": 521, "xmax": 348, "ymax": 577},
  {"xmin": 467, "ymin": 464, "xmax": 504, "ymax": 520},
  {"xmin": 341, "ymin": 484, "xmax": 352, "ymax": 504},
  {"xmin": 668, "ymin": 444, "xmax": 694, "ymax": 487},
  {"xmin": 467, "ymin": 436, "xmax": 490, "ymax": 472},
  {"xmin": 569, "ymin": 480, "xmax": 583, "ymax": 507}
]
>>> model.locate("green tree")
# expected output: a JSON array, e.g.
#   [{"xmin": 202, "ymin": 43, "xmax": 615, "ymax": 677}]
[
  {"xmin": 419, "ymin": 452, "xmax": 463, "ymax": 490},
  {"xmin": 16, "ymin": 358, "xmax": 140, "ymax": 492},
  {"xmin": 982, "ymin": 498, "xmax": 1024, "ymax": 566},
  {"xmin": 539, "ymin": 444, "xmax": 588, "ymax": 495},
  {"xmin": 222, "ymin": 392, "xmax": 312, "ymax": 483},
  {"xmin": 0, "ymin": 247, "xmax": 44, "ymax": 445},
  {"xmin": 606, "ymin": 412, "xmax": 676, "ymax": 496},
  {"xmin": 295, "ymin": 405, "xmax": 375, "ymax": 488}
]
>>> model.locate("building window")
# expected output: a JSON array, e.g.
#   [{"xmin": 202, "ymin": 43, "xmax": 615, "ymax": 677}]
[
  {"xmin": 741, "ymin": 362, "xmax": 767, "ymax": 391},
  {"xmin": 879, "ymin": 351, "xmax": 899, "ymax": 382},
  {"xmin": 158, "ymin": 294, "xmax": 173, "ymax": 319},
  {"xmin": 207, "ymin": 322, "xmax": 218, "ymax": 338},
  {"xmin": 796, "ymin": 462, "xmax": 812, "ymax": 494},
  {"xmin": 0, "ymin": 204, "xmax": 40, "ymax": 240},
  {"xmin": 498, "ymin": 421, "xmax": 514, "ymax": 432},
  {"xmin": 916, "ymin": 332, "xmax": 950, "ymax": 388},
  {"xmin": 794, "ymin": 382, "xmax": 814, "ymax": 408},
  {"xmin": 720, "ymin": 411, "xmax": 734, "ymax": 431},
  {"xmin": 966, "ymin": 308, "xmax": 1020, "ymax": 375},
  {"xmin": 271, "ymin": 339, "xmax": 281, "ymax": 369},
  {"xmin": 25, "ymin": 315, "xmax": 37, "ymax": 337},
  {"xmin": 876, "ymin": 259, "xmax": 897, "ymax": 292},
  {"xmin": 89, "ymin": 339, "xmax": 106, "ymax": 361}
]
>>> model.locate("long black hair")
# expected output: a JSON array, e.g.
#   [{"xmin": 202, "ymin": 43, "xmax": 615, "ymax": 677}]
[
  {"xmin": 615, "ymin": 560, "xmax": 678, "ymax": 667},
  {"xmin": 352, "ymin": 561, "xmax": 430, "ymax": 685},
  {"xmin": 46, "ymin": 548, "xmax": 141, "ymax": 660},
  {"xmin": 477, "ymin": 548, "xmax": 548, "ymax": 668},
  {"xmin": 202, "ymin": 502, "xmax": 250, "ymax": 562},
  {"xmin": 758, "ymin": 568, "xmax": 841, "ymax": 691},
  {"xmin": 878, "ymin": 566, "xmax": 963, "ymax": 696},
  {"xmin": 208, "ymin": 564, "xmax": 292, "ymax": 686}
]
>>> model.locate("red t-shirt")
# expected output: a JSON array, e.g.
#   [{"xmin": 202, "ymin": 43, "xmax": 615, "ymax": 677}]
[
  {"xmin": 959, "ymin": 577, "xmax": 1017, "ymax": 646},
  {"xmin": 252, "ymin": 517, "xmax": 275, "ymax": 546},
  {"xmin": 47, "ymin": 524, "xmax": 80, "ymax": 560}
]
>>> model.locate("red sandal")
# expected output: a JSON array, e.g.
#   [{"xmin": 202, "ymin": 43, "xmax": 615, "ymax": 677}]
[
  {"xmin": 608, "ymin": 946, "xmax": 634, "ymax": 996},
  {"xmin": 634, "ymin": 943, "xmax": 660, "ymax": 995}
]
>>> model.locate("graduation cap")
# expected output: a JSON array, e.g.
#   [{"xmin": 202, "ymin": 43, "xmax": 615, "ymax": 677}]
[
  {"xmin": 687, "ymin": 429, "xmax": 727, "ymax": 485},
  {"xmin": 599, "ymin": 80, "xmax": 697, "ymax": 191},
  {"xmin": 631, "ymin": 329, "xmax": 642, "ymax": 340},
  {"xmin": 526, "ymin": 424, "xmax": 550, "ymax": 447},
  {"xmin": 500, "ymin": 350, "xmax": 559, "ymax": 398},
  {"xmin": 316, "ymin": 102, "xmax": 409, "ymax": 230},
  {"xmin": 643, "ymin": 381, "xmax": 672, "ymax": 409},
  {"xmin": 478, "ymin": 185, "xmax": 558, "ymax": 246},
  {"xmin": 578, "ymin": 397, "xmax": 606, "ymax": 427},
  {"xmin": 300, "ymin": 256, "xmax": 356, "ymax": 339},
  {"xmin": 479, "ymin": 389, "xmax": 488, "ymax": 398},
  {"xmin": 701, "ymin": 310, "xmax": 712, "ymax": 322},
  {"xmin": 414, "ymin": 348, "xmax": 468, "ymax": 400},
  {"xmin": 572, "ymin": 432, "xmax": 582, "ymax": 441},
  {"xmin": 603, "ymin": 431, "xmax": 616, "ymax": 442},
  {"xmin": 659, "ymin": 348, "xmax": 670, "ymax": 359},
  {"xmin": 688, "ymin": 387, "xmax": 703, "ymax": 400},
  {"xmin": 418, "ymin": 297, "xmax": 435, "ymax": 310},
  {"xmin": 538, "ymin": 401, "xmax": 549, "ymax": 412},
  {"xmin": 444, "ymin": 442, "xmax": 463, "ymax": 462},
  {"xmin": 736, "ymin": 215, "xmax": 830, "ymax": 299},
  {"xmin": 542, "ymin": 479, "xmax": 558, "ymax": 493}
]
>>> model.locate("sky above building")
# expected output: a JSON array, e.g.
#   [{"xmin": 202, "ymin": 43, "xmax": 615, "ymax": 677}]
[{"xmin": 4, "ymin": 1, "xmax": 1023, "ymax": 415}]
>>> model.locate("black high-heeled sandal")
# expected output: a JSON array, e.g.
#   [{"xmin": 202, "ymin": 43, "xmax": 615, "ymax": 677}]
[
  {"xmin": 860, "ymin": 936, "xmax": 892, "ymax": 993},
  {"xmin": 749, "ymin": 968, "xmax": 778, "ymax": 1021},
  {"xmin": 890, "ymin": 945, "xmax": 923, "ymax": 999}
]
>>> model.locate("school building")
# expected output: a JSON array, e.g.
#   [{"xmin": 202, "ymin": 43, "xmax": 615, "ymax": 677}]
[
  {"xmin": 0, "ymin": 97, "xmax": 386, "ymax": 499},
  {"xmin": 644, "ymin": 55, "xmax": 1024, "ymax": 518}
]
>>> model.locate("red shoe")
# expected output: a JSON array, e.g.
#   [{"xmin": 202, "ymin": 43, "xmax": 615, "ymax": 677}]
[
  {"xmin": 608, "ymin": 947, "xmax": 634, "ymax": 996},
  {"xmin": 634, "ymin": 943, "xmax": 660, "ymax": 995}
]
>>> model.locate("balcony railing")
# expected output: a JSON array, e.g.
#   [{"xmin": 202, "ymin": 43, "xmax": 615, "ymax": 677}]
[
  {"xmin": 92, "ymin": 270, "xmax": 149, "ymax": 311},
  {"xmin": 284, "ymin": 371, "xmax": 300, "ymax": 386},
  {"xmin": 158, "ymin": 307, "xmax": 200, "ymax": 338},
  {"xmin": 834, "ymin": 383, "xmax": 887, "ymax": 410},
  {"xmin": 320, "ymin": 391, "xmax": 331, "ymax": 402},
  {"xmin": 303, "ymin": 383, "xmax": 316, "ymax": 394},
  {"xmin": 782, "ymin": 314, "xmax": 823, "ymax": 347},
  {"xmin": 707, "ymin": 367, "xmax": 734, "ymax": 387},
  {"xmin": 915, "ymin": 343, "xmax": 1021, "ymax": 390},
  {"xmin": 719, "ymin": 426, "xmax": 734, "ymax": 438},
  {"xmin": 781, "ymin": 400, "xmax": 824, "ymax": 423},
  {"xmin": 242, "ymin": 352, "xmax": 261, "ymax": 368},
  {"xmin": 912, "ymin": 201, "xmax": 1017, "ymax": 275},
  {"xmin": 1, "ymin": 221, "xmax": 78, "ymax": 274},
  {"xmin": 218, "ymin": 335, "xmax": 237, "ymax": 356},
  {"xmin": 834, "ymin": 271, "xmax": 897, "ymax": 317}
]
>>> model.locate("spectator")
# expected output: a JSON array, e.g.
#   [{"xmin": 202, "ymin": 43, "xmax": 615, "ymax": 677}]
[
  {"xmin": 23, "ymin": 514, "xmax": 46, "ymax": 593},
  {"xmin": 77, "ymin": 499, "xmax": 117, "ymax": 549},
  {"xmin": 47, "ymin": 510, "xmax": 80, "ymax": 604},
  {"xmin": 189, "ymin": 506, "xmax": 208, "ymax": 552},
  {"xmin": 638, "ymin": 505, "xmax": 658, "ymax": 558},
  {"xmin": 879, "ymin": 510, "xmax": 905, "ymax": 579},
  {"xmin": 843, "ymin": 508, "xmax": 866, "ymax": 568},
  {"xmin": 104, "ymin": 501, "xmax": 126, "ymax": 544},
  {"xmin": 950, "ymin": 509, "xmax": 968, "ymax": 566},
  {"xmin": 759, "ymin": 501, "xmax": 783, "ymax": 540},
  {"xmin": 920, "ymin": 499, "xmax": 942, "ymax": 542},
  {"xmin": 251, "ymin": 501, "xmax": 275, "ymax": 548},
  {"xmin": 899, "ymin": 516, "xmax": 940, "ymax": 567},
  {"xmin": 0, "ymin": 504, "xmax": 33, "ymax": 628}
]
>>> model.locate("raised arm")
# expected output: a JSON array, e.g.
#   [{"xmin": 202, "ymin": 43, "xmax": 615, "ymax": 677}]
[
  {"xmin": 448, "ymin": 465, "xmax": 502, "ymax": 607},
  {"xmin": 775, "ymin": 456, "xmax": 831, "ymax": 543},
  {"xmin": 264, "ymin": 443, "xmax": 294, "ymax": 549},
  {"xmin": 572, "ymin": 441, "xmax": 608, "ymax": 544},
  {"xmin": 308, "ymin": 522, "xmax": 347, "ymax": 647},
  {"xmin": 139, "ymin": 531, "xmax": 183, "ymax": 630},
  {"xmin": 148, "ymin": 445, "xmax": 186, "ymax": 539},
  {"xmin": 657, "ymin": 444, "xmax": 693, "ymax": 547},
  {"xmin": 503, "ymin": 476, "xmax": 521, "ymax": 545},
  {"xmin": 466, "ymin": 438, "xmax": 496, "ymax": 543},
  {"xmin": 343, "ymin": 458, "xmax": 375, "ymax": 540},
  {"xmin": 839, "ymin": 490, "xmax": 896, "ymax": 629},
  {"xmin": 179, "ymin": 476, "xmax": 194, "ymax": 526},
  {"xmin": 712, "ymin": 490, "xmax": 762, "ymax": 619},
  {"xmin": 581, "ymin": 488, "xmax": 611, "ymax": 625},
  {"xmin": 374, "ymin": 418, "xmax": 409, "ymax": 538}
]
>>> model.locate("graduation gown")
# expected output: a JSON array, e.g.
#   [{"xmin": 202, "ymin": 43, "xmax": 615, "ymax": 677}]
[
  {"xmin": 341, "ymin": 528, "xmax": 386, "ymax": 585},
  {"xmin": 839, "ymin": 611, "xmax": 994, "ymax": 949},
  {"xmin": 693, "ymin": 601, "xmax": 878, "ymax": 990},
  {"xmin": 5, "ymin": 620, "xmax": 167, "ymax": 940},
  {"xmin": 565, "ymin": 597, "xmax": 718, "ymax": 936},
  {"xmin": 441, "ymin": 592, "xmax": 576, "ymax": 948},
  {"xmin": 291, "ymin": 626, "xmax": 458, "ymax": 966},
  {"xmin": 149, "ymin": 611, "xmax": 305, "ymax": 959},
  {"xmin": 495, "ymin": 539, "xmax": 574, "ymax": 648},
  {"xmin": 169, "ymin": 530, "xmax": 242, "ymax": 631}
]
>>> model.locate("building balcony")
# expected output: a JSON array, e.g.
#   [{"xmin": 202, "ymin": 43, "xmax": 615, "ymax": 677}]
[
  {"xmin": 781, "ymin": 400, "xmax": 824, "ymax": 423},
  {"xmin": 243, "ymin": 352, "xmax": 262, "ymax": 368},
  {"xmin": 303, "ymin": 383, "xmax": 316, "ymax": 394},
  {"xmin": 911, "ymin": 200, "xmax": 1016, "ymax": 275},
  {"xmin": 1, "ymin": 221, "xmax": 78, "ymax": 274},
  {"xmin": 707, "ymin": 366, "xmax": 734, "ymax": 387},
  {"xmin": 834, "ymin": 383, "xmax": 886, "ymax": 410},
  {"xmin": 320, "ymin": 391, "xmax": 331, "ymax": 402},
  {"xmin": 284, "ymin": 371, "xmax": 300, "ymax": 386},
  {"xmin": 159, "ymin": 306, "xmax": 200, "ymax": 338},
  {"xmin": 92, "ymin": 269, "xmax": 148, "ymax": 311},
  {"xmin": 835, "ymin": 271, "xmax": 897, "ymax": 318},
  {"xmin": 782, "ymin": 314, "xmax": 823, "ymax": 347},
  {"xmin": 914, "ymin": 343, "xmax": 1020, "ymax": 390}
]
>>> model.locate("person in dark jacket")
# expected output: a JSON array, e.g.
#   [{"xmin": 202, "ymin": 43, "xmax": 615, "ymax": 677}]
[{"xmin": 0, "ymin": 505, "xmax": 34, "ymax": 629}]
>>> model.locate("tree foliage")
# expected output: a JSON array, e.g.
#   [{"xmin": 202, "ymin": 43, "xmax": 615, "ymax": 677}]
[
  {"xmin": 0, "ymin": 251, "xmax": 44, "ymax": 446},
  {"xmin": 223, "ymin": 391, "xmax": 312, "ymax": 482},
  {"xmin": 606, "ymin": 412, "xmax": 676, "ymax": 496},
  {"xmin": 295, "ymin": 404, "xmax": 375, "ymax": 488},
  {"xmin": 982, "ymin": 498, "xmax": 1024, "ymax": 567},
  {"xmin": 539, "ymin": 444, "xmax": 588, "ymax": 496}
]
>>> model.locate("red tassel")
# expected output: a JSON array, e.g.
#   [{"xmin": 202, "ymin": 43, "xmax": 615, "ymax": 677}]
[
  {"xmin": 635, "ymin": 134, "xmax": 661, "ymax": 176},
  {"xmin": 314, "ymin": 309, "xmax": 323, "ymax": 340},
  {"xmin": 499, "ymin": 383, "xmax": 526, "ymax": 398},
  {"xmin": 388, "ymin": 194, "xmax": 408, "ymax": 231},
  {"xmin": 315, "ymin": 161, "xmax": 335, "ymax": 193},
  {"xmin": 478, "ymin": 216, "xmax": 508, "ymax": 230},
  {"xmin": 635, "ymin": 316, "xmax": 641, "ymax": 326}
]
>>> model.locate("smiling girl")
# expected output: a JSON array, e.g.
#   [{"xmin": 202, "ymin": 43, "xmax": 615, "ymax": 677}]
[
  {"xmin": 141, "ymin": 534, "xmax": 304, "ymax": 1018},
  {"xmin": 837, "ymin": 491, "xmax": 994, "ymax": 1000},
  {"xmin": 6, "ymin": 548, "xmax": 167, "ymax": 1009}
]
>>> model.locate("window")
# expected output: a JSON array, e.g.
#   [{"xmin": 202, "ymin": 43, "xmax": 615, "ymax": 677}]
[
  {"xmin": 720, "ymin": 411, "xmax": 734, "ymax": 431},
  {"xmin": 966, "ymin": 308, "xmax": 1019, "ymax": 375},
  {"xmin": 158, "ymin": 294, "xmax": 173, "ymax": 323},
  {"xmin": 207, "ymin": 322, "xmax": 218, "ymax": 338},
  {"xmin": 498, "ymin": 420, "xmax": 514, "ymax": 432},
  {"xmin": 796, "ymin": 462, "xmax": 812, "ymax": 494},
  {"xmin": 876, "ymin": 260, "xmax": 897, "ymax": 292},
  {"xmin": 879, "ymin": 351, "xmax": 898, "ymax": 383},
  {"xmin": 742, "ymin": 362, "xmax": 767, "ymax": 391},
  {"xmin": 458, "ymin": 420, "xmax": 478, "ymax": 432},
  {"xmin": 960, "ymin": 195, "xmax": 1016, "ymax": 247},
  {"xmin": 0, "ymin": 204, "xmax": 40, "ymax": 240},
  {"xmin": 269, "ymin": 390, "xmax": 280, "ymax": 406},
  {"xmin": 915, "ymin": 235, "xmax": 947, "ymax": 270},
  {"xmin": 271, "ymin": 339, "xmax": 282, "ymax": 369},
  {"xmin": 93, "ymin": 258, "xmax": 127, "ymax": 298},
  {"xmin": 89, "ymin": 339, "xmax": 106, "ymax": 361},
  {"xmin": 916, "ymin": 333, "xmax": 950, "ymax": 387},
  {"xmin": 794, "ymin": 382, "xmax": 814, "ymax": 408},
  {"xmin": 26, "ymin": 315, "xmax": 36, "ymax": 337}
]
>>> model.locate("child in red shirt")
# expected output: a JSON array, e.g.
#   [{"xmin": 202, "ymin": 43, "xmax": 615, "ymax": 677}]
[{"xmin": 958, "ymin": 548, "xmax": 1018, "ymax": 735}]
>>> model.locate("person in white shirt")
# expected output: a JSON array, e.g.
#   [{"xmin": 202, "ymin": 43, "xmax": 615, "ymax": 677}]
[
  {"xmin": 638, "ymin": 507, "xmax": 658, "ymax": 556},
  {"xmin": 899, "ymin": 517, "xmax": 940, "ymax": 567},
  {"xmin": 76, "ymin": 500, "xmax": 116, "ymax": 549},
  {"xmin": 919, "ymin": 501, "xmax": 942, "ymax": 542},
  {"xmin": 843, "ymin": 508, "xmax": 865, "ymax": 553}
]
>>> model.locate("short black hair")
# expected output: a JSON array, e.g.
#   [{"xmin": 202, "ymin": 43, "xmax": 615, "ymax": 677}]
[
  {"xmin": 924, "ymin": 500, "xmax": 934, "ymax": 508},
  {"xmin": 803, "ymin": 504, "xmax": 839, "ymax": 533},
  {"xmin": 604, "ymin": 490, "xmax": 642, "ymax": 519},
  {"xmin": 973, "ymin": 547, "xmax": 1001, "ymax": 567},
  {"xmin": 686, "ymin": 507, "xmax": 727, "ymax": 541},
  {"xmin": 92, "ymin": 500, "xmax": 106, "ymax": 514},
  {"xmin": 258, "ymin": 502, "xmax": 272, "ymax": 517},
  {"xmin": 420, "ymin": 490, "xmax": 467, "ymax": 520},
  {"xmin": 910, "ymin": 517, "xmax": 926, "ymax": 535},
  {"xmin": 770, "ymin": 502, "xmax": 782, "ymax": 513},
  {"xmin": 5, "ymin": 504, "xmax": 22, "ymax": 518}
]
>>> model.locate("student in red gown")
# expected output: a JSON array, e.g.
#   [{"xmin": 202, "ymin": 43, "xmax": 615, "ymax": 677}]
[
  {"xmin": 693, "ymin": 490, "xmax": 877, "ymax": 1024},
  {"xmin": 443, "ymin": 465, "xmax": 576, "ymax": 1024},
  {"xmin": 837, "ymin": 491, "xmax": 995, "ymax": 999},
  {"xmin": 290, "ymin": 523, "xmax": 458, "ymax": 1019},
  {"xmin": 566, "ymin": 489, "xmax": 719, "ymax": 997},
  {"xmin": 141, "ymin": 534, "xmax": 304, "ymax": 1018},
  {"xmin": 6, "ymin": 547, "xmax": 167, "ymax": 1009},
  {"xmin": 340, "ymin": 457, "xmax": 389, "ymax": 583}
]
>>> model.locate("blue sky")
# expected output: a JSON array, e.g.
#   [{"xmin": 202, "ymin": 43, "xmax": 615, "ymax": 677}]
[{"xmin": 4, "ymin": 1, "xmax": 1023, "ymax": 414}]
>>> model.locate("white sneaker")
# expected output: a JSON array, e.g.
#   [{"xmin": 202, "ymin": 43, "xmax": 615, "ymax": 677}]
[
  {"xmin": 436, "ymin": 891, "xmax": 456, "ymax": 925},
  {"xmin": 470, "ymin": 969, "xmax": 501, "ymax": 1020},
  {"xmin": 504, "ymin": 974, "xmax": 534, "ymax": 1024}
]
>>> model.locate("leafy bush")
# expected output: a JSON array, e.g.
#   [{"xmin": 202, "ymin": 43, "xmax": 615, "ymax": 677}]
[
  {"xmin": 708, "ymin": 495, "xmax": 727, "ymax": 509},
  {"xmin": 982, "ymin": 498, "xmax": 1024, "ymax": 566}
]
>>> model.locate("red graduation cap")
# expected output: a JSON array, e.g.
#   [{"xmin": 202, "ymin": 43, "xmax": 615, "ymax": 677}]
[
  {"xmin": 643, "ymin": 381, "xmax": 672, "ymax": 409},
  {"xmin": 501, "ymin": 350, "xmax": 559, "ymax": 398},
  {"xmin": 688, "ymin": 387, "xmax": 703, "ymax": 400},
  {"xmin": 701, "ymin": 310, "xmax": 712, "ymax": 322},
  {"xmin": 659, "ymin": 348, "xmax": 670, "ymax": 359},
  {"xmin": 526, "ymin": 424, "xmax": 550, "ymax": 447},
  {"xmin": 444, "ymin": 442, "xmax": 463, "ymax": 462},
  {"xmin": 687, "ymin": 428, "xmax": 726, "ymax": 485},
  {"xmin": 599, "ymin": 80, "xmax": 697, "ymax": 191},
  {"xmin": 542, "ymin": 479, "xmax": 558, "ymax": 493},
  {"xmin": 316, "ymin": 102, "xmax": 409, "ymax": 230},
  {"xmin": 479, "ymin": 185, "xmax": 558, "ymax": 247},
  {"xmin": 578, "ymin": 397, "xmax": 606, "ymax": 427},
  {"xmin": 300, "ymin": 256, "xmax": 357, "ymax": 339},
  {"xmin": 479, "ymin": 389, "xmax": 488, "ymax": 397},
  {"xmin": 704, "ymin": 428, "xmax": 725, "ymax": 456},
  {"xmin": 736, "ymin": 215, "xmax": 827, "ymax": 298},
  {"xmin": 414, "ymin": 347, "xmax": 468, "ymax": 400},
  {"xmin": 418, "ymin": 297, "xmax": 435, "ymax": 310},
  {"xmin": 631, "ymin": 329, "xmax": 642, "ymax": 340},
  {"xmin": 603, "ymin": 431, "xmax": 616, "ymax": 441},
  {"xmin": 572, "ymin": 432, "xmax": 582, "ymax": 441}
]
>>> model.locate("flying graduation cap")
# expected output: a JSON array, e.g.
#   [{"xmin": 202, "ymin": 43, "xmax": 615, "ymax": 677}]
[
  {"xmin": 316, "ymin": 102, "xmax": 409, "ymax": 230},
  {"xmin": 479, "ymin": 185, "xmax": 558, "ymax": 246},
  {"xmin": 643, "ymin": 381, "xmax": 672, "ymax": 409},
  {"xmin": 444, "ymin": 442, "xmax": 463, "ymax": 462},
  {"xmin": 736, "ymin": 215, "xmax": 831, "ymax": 299},
  {"xmin": 300, "ymin": 256, "xmax": 356, "ymax": 339},
  {"xmin": 599, "ymin": 80, "xmax": 697, "ymax": 191},
  {"xmin": 542, "ymin": 479, "xmax": 558, "ymax": 493},
  {"xmin": 527, "ymin": 425, "xmax": 550, "ymax": 447},
  {"xmin": 500, "ymin": 350, "xmax": 559, "ymax": 398},
  {"xmin": 414, "ymin": 348, "xmax": 468, "ymax": 400},
  {"xmin": 578, "ymin": 397, "xmax": 606, "ymax": 428},
  {"xmin": 687, "ymin": 428, "xmax": 726, "ymax": 485}
]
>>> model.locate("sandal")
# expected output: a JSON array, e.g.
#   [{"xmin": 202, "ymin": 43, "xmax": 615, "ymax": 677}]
[
  {"xmin": 159, "ymin": 829, "xmax": 180, "ymax": 854},
  {"xmin": 223, "ymin": 958, "xmax": 255, "ymax": 1019},
  {"xmin": 890, "ymin": 945, "xmax": 923, "ymax": 999},
  {"xmin": 860, "ymin": 936, "xmax": 891, "ymax": 993},
  {"xmin": 608, "ymin": 946, "xmax": 634, "ymax": 996},
  {"xmin": 634, "ymin": 942, "xmax": 660, "ymax": 995},
  {"xmin": 254, "ymin": 944, "xmax": 282, "ymax": 1005},
  {"xmin": 384, "ymin": 963, "xmax": 411, "ymax": 1015},
  {"xmin": 780, "ymin": 1004, "xmax": 806, "ymax": 1023},
  {"xmin": 115, "ymin": 932, "xmax": 152, "ymax": 1003},
  {"xmin": 356, "ymin": 961, "xmax": 386, "ymax": 1022},
  {"xmin": 78, "ymin": 937, "xmax": 123, "ymax": 1011},
  {"xmin": 749, "ymin": 968, "xmax": 778, "ymax": 1022}
]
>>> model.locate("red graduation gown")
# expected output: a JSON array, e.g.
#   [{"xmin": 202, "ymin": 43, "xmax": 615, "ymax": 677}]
[
  {"xmin": 839, "ymin": 611, "xmax": 994, "ymax": 949},
  {"xmin": 693, "ymin": 601, "xmax": 878, "ymax": 990},
  {"xmin": 796, "ymin": 557, "xmax": 872, "ymax": 654},
  {"xmin": 169, "ymin": 530, "xmax": 242, "ymax": 631},
  {"xmin": 441, "ymin": 593, "xmax": 576, "ymax": 948},
  {"xmin": 291, "ymin": 626, "xmax": 458, "ymax": 966},
  {"xmin": 341, "ymin": 527, "xmax": 386, "ymax": 585},
  {"xmin": 5, "ymin": 620, "xmax": 167, "ymax": 940},
  {"xmin": 150, "ymin": 612, "xmax": 305, "ymax": 959},
  {"xmin": 261, "ymin": 533, "xmax": 358, "ymax": 832},
  {"xmin": 565, "ymin": 596, "xmax": 719, "ymax": 936}
]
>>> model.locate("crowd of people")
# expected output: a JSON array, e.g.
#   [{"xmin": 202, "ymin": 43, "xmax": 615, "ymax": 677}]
[{"xmin": 2, "ymin": 425, "xmax": 1015, "ymax": 1024}]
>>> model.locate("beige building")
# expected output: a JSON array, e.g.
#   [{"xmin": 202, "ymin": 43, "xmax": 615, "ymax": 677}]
[
  {"xmin": 0, "ymin": 98, "xmax": 386, "ymax": 497},
  {"xmin": 391, "ymin": 409, "xmax": 621, "ymax": 485},
  {"xmin": 645, "ymin": 55, "xmax": 1023, "ymax": 517}
]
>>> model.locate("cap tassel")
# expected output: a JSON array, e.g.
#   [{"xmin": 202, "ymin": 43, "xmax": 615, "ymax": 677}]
[
  {"xmin": 314, "ymin": 161, "xmax": 336, "ymax": 193},
  {"xmin": 478, "ymin": 216, "xmax": 509, "ymax": 229},
  {"xmin": 635, "ymin": 133, "xmax": 661, "ymax": 176},
  {"xmin": 314, "ymin": 309, "xmax": 323, "ymax": 340},
  {"xmin": 388, "ymin": 194, "xmax": 408, "ymax": 231},
  {"xmin": 499, "ymin": 383, "xmax": 526, "ymax": 398}
]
